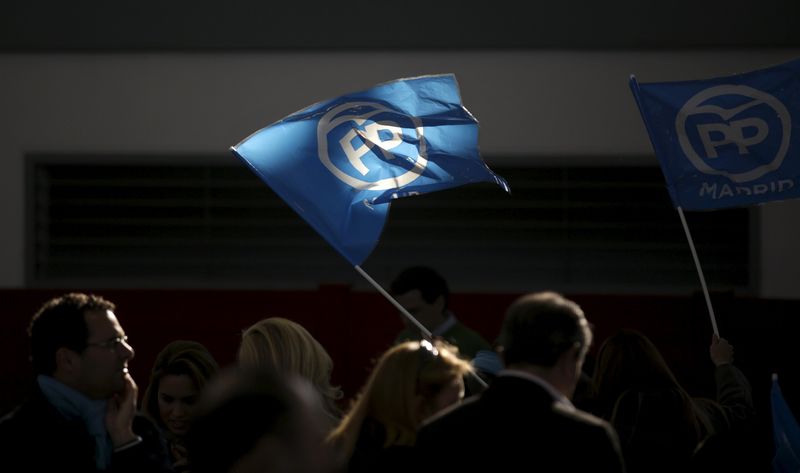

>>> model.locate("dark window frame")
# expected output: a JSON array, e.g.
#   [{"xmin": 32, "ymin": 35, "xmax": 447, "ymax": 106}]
[{"xmin": 26, "ymin": 154, "xmax": 754, "ymax": 293}]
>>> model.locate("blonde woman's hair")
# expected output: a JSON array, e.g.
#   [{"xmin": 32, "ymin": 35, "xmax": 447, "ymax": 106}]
[
  {"xmin": 327, "ymin": 340, "xmax": 473, "ymax": 463},
  {"xmin": 238, "ymin": 317, "xmax": 343, "ymax": 422}
]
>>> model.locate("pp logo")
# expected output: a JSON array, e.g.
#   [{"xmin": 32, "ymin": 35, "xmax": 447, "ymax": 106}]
[
  {"xmin": 676, "ymin": 85, "xmax": 790, "ymax": 183},
  {"xmin": 317, "ymin": 101, "xmax": 427, "ymax": 190}
]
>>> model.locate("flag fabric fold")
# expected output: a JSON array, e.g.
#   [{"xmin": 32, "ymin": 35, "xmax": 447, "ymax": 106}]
[
  {"xmin": 232, "ymin": 74, "xmax": 509, "ymax": 266},
  {"xmin": 630, "ymin": 57, "xmax": 800, "ymax": 210},
  {"xmin": 772, "ymin": 374, "xmax": 800, "ymax": 473}
]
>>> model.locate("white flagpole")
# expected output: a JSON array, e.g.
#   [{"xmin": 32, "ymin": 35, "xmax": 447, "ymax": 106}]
[
  {"xmin": 677, "ymin": 207, "xmax": 720, "ymax": 336},
  {"xmin": 354, "ymin": 265, "xmax": 432, "ymax": 339},
  {"xmin": 354, "ymin": 265, "xmax": 488, "ymax": 388}
]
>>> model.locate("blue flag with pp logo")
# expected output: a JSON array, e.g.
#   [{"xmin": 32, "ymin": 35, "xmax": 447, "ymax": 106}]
[
  {"xmin": 232, "ymin": 74, "xmax": 510, "ymax": 266},
  {"xmin": 630, "ymin": 57, "xmax": 800, "ymax": 210}
]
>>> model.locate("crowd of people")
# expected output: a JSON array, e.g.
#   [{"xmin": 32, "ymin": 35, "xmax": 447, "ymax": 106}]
[{"xmin": 0, "ymin": 266, "xmax": 765, "ymax": 472}]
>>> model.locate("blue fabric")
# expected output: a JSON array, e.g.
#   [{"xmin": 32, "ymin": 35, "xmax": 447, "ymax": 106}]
[
  {"xmin": 772, "ymin": 375, "xmax": 800, "ymax": 473},
  {"xmin": 472, "ymin": 349, "xmax": 504, "ymax": 375},
  {"xmin": 232, "ymin": 74, "xmax": 510, "ymax": 265},
  {"xmin": 38, "ymin": 375, "xmax": 112, "ymax": 469},
  {"xmin": 630, "ymin": 57, "xmax": 800, "ymax": 210}
]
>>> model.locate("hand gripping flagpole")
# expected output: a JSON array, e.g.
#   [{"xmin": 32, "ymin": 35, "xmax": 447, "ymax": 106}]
[
  {"xmin": 677, "ymin": 207, "xmax": 720, "ymax": 336},
  {"xmin": 354, "ymin": 265, "xmax": 488, "ymax": 389}
]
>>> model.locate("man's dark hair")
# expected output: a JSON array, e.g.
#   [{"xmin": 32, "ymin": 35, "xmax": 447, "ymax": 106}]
[
  {"xmin": 499, "ymin": 291, "xmax": 591, "ymax": 367},
  {"xmin": 389, "ymin": 266, "xmax": 449, "ymax": 308},
  {"xmin": 28, "ymin": 293, "xmax": 116, "ymax": 375}
]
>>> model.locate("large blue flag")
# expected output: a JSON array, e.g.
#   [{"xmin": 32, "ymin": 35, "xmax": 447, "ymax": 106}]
[
  {"xmin": 772, "ymin": 374, "xmax": 800, "ymax": 472},
  {"xmin": 232, "ymin": 74, "xmax": 510, "ymax": 266},
  {"xmin": 630, "ymin": 57, "xmax": 800, "ymax": 210}
]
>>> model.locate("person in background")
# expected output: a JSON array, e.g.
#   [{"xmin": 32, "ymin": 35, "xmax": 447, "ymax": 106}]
[
  {"xmin": 592, "ymin": 329, "xmax": 755, "ymax": 473},
  {"xmin": 415, "ymin": 291, "xmax": 625, "ymax": 472},
  {"xmin": 0, "ymin": 292, "xmax": 171, "ymax": 472},
  {"xmin": 187, "ymin": 366, "xmax": 336, "ymax": 473},
  {"xmin": 327, "ymin": 340, "xmax": 472, "ymax": 473},
  {"xmin": 238, "ymin": 317, "xmax": 343, "ymax": 426},
  {"xmin": 390, "ymin": 266, "xmax": 491, "ymax": 360},
  {"xmin": 143, "ymin": 340, "xmax": 219, "ymax": 472}
]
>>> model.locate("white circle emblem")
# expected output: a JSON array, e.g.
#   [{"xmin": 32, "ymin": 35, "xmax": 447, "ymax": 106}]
[
  {"xmin": 317, "ymin": 102, "xmax": 427, "ymax": 191},
  {"xmin": 676, "ymin": 85, "xmax": 790, "ymax": 183}
]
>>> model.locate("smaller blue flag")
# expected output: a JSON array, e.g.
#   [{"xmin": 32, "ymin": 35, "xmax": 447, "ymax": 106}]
[
  {"xmin": 232, "ymin": 74, "xmax": 510, "ymax": 266},
  {"xmin": 772, "ymin": 374, "xmax": 800, "ymax": 473},
  {"xmin": 630, "ymin": 57, "xmax": 800, "ymax": 210}
]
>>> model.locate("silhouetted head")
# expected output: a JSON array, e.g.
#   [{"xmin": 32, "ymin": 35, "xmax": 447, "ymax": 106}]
[
  {"xmin": 498, "ymin": 291, "xmax": 591, "ymax": 398},
  {"xmin": 499, "ymin": 291, "xmax": 591, "ymax": 367},
  {"xmin": 390, "ymin": 266, "xmax": 450, "ymax": 329},
  {"xmin": 188, "ymin": 366, "xmax": 334, "ymax": 473}
]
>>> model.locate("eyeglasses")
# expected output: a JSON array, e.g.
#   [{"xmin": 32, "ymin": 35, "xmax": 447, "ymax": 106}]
[{"xmin": 86, "ymin": 335, "xmax": 130, "ymax": 351}]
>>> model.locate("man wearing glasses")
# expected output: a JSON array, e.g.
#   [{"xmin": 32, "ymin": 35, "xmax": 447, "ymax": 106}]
[{"xmin": 0, "ymin": 293, "xmax": 171, "ymax": 472}]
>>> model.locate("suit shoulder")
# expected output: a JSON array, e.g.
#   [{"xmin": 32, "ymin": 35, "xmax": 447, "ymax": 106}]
[
  {"xmin": 419, "ymin": 395, "xmax": 480, "ymax": 435},
  {"xmin": 554, "ymin": 403, "xmax": 613, "ymax": 431}
]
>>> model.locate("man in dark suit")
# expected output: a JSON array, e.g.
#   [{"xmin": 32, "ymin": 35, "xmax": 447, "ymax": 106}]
[
  {"xmin": 0, "ymin": 293, "xmax": 171, "ymax": 472},
  {"xmin": 416, "ymin": 291, "xmax": 625, "ymax": 472}
]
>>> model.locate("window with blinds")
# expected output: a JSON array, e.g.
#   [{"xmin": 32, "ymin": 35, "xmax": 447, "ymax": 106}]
[{"xmin": 28, "ymin": 157, "xmax": 750, "ymax": 293}]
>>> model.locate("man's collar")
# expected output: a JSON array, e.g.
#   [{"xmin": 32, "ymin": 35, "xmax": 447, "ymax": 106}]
[
  {"xmin": 432, "ymin": 311, "xmax": 457, "ymax": 336},
  {"xmin": 498, "ymin": 368, "xmax": 574, "ymax": 409}
]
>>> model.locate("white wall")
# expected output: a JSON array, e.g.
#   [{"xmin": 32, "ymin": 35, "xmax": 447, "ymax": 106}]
[{"xmin": 1, "ymin": 50, "xmax": 798, "ymax": 297}]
